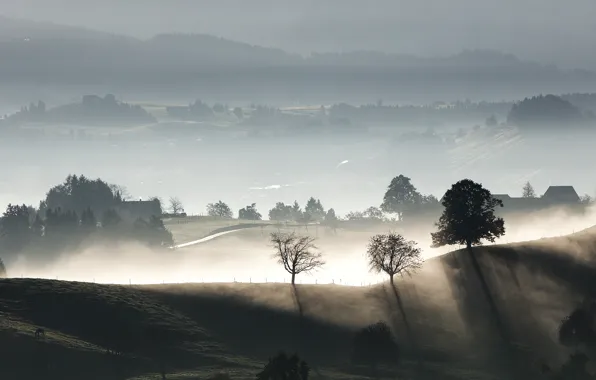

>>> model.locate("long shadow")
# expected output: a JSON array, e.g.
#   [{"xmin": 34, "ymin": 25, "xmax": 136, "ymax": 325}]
[
  {"xmin": 487, "ymin": 244, "xmax": 596, "ymax": 297},
  {"xmin": 143, "ymin": 287, "xmax": 354, "ymax": 366},
  {"xmin": 467, "ymin": 248, "xmax": 509, "ymax": 341},
  {"xmin": 440, "ymin": 250, "xmax": 522, "ymax": 379},
  {"xmin": 388, "ymin": 283, "xmax": 417, "ymax": 355}
]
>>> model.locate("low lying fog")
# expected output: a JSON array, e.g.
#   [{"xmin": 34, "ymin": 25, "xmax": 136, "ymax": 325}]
[{"xmin": 11, "ymin": 204, "xmax": 596, "ymax": 286}]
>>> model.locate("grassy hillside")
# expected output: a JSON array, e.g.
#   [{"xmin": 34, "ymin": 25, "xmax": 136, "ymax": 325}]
[{"xmin": 2, "ymin": 229, "xmax": 596, "ymax": 379}]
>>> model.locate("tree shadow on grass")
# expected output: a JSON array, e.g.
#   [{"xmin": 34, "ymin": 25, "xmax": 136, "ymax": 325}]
[{"xmin": 143, "ymin": 285, "xmax": 355, "ymax": 367}]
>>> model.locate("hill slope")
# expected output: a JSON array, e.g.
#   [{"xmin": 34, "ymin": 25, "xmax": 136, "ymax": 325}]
[{"xmin": 2, "ymin": 229, "xmax": 596, "ymax": 379}]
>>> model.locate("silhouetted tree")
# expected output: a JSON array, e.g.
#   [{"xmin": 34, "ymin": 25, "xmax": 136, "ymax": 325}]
[
  {"xmin": 207, "ymin": 201, "xmax": 233, "ymax": 219},
  {"xmin": 304, "ymin": 197, "xmax": 325, "ymax": 222},
  {"xmin": 44, "ymin": 174, "xmax": 121, "ymax": 217},
  {"xmin": 380, "ymin": 175, "xmax": 422, "ymax": 220},
  {"xmin": 80, "ymin": 207, "xmax": 97, "ymax": 233},
  {"xmin": 239, "ymin": 203, "xmax": 262, "ymax": 220},
  {"xmin": 270, "ymin": 232, "xmax": 324, "ymax": 285},
  {"xmin": 291, "ymin": 201, "xmax": 303, "ymax": 222},
  {"xmin": 580, "ymin": 194, "xmax": 593, "ymax": 205},
  {"xmin": 421, "ymin": 194, "xmax": 439, "ymax": 204},
  {"xmin": 133, "ymin": 216, "xmax": 174, "ymax": 247},
  {"xmin": 522, "ymin": 181, "xmax": 536, "ymax": 198},
  {"xmin": 323, "ymin": 208, "xmax": 339, "ymax": 233},
  {"xmin": 268, "ymin": 202, "xmax": 294, "ymax": 222},
  {"xmin": 353, "ymin": 321, "xmax": 399, "ymax": 371},
  {"xmin": 0, "ymin": 204, "xmax": 32, "ymax": 254},
  {"xmin": 101, "ymin": 209, "xmax": 122, "ymax": 229},
  {"xmin": 168, "ymin": 197, "xmax": 184, "ymax": 215},
  {"xmin": 109, "ymin": 184, "xmax": 132, "ymax": 201},
  {"xmin": 0, "ymin": 257, "xmax": 6, "ymax": 278},
  {"xmin": 367, "ymin": 233, "xmax": 422, "ymax": 285},
  {"xmin": 431, "ymin": 179, "xmax": 507, "ymax": 347},
  {"xmin": 30, "ymin": 214, "xmax": 44, "ymax": 238},
  {"xmin": 431, "ymin": 179, "xmax": 505, "ymax": 250},
  {"xmin": 363, "ymin": 206, "xmax": 385, "ymax": 221},
  {"xmin": 256, "ymin": 351, "xmax": 309, "ymax": 380}
]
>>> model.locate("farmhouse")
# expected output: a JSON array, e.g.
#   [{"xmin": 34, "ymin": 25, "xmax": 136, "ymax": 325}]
[
  {"xmin": 116, "ymin": 199, "xmax": 162, "ymax": 222},
  {"xmin": 491, "ymin": 186, "xmax": 581, "ymax": 213}
]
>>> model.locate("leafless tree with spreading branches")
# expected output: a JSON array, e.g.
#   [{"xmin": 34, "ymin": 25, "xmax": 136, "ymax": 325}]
[
  {"xmin": 270, "ymin": 232, "xmax": 325, "ymax": 285},
  {"xmin": 168, "ymin": 197, "xmax": 184, "ymax": 215},
  {"xmin": 366, "ymin": 232, "xmax": 422, "ymax": 285}
]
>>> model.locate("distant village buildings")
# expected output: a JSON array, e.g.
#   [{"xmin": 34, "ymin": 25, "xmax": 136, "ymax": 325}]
[
  {"xmin": 407, "ymin": 185, "xmax": 585, "ymax": 225},
  {"xmin": 491, "ymin": 186, "xmax": 582, "ymax": 213}
]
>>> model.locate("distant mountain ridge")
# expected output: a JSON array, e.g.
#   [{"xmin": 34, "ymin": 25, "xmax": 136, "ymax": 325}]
[{"xmin": 0, "ymin": 15, "xmax": 594, "ymax": 98}]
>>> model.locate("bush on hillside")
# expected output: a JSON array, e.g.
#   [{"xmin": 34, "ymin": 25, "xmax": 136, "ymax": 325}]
[
  {"xmin": 352, "ymin": 321, "xmax": 399, "ymax": 369},
  {"xmin": 256, "ymin": 352, "xmax": 309, "ymax": 380}
]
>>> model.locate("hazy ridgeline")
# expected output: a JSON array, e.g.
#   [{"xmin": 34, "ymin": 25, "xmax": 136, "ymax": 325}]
[{"xmin": 2, "ymin": 8, "xmax": 596, "ymax": 379}]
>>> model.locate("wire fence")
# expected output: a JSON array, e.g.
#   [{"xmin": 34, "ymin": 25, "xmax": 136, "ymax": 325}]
[{"xmin": 15, "ymin": 274, "xmax": 386, "ymax": 288}]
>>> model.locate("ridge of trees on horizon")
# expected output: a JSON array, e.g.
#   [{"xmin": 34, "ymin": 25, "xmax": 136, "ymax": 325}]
[
  {"xmin": 6, "ymin": 92, "xmax": 596, "ymax": 138},
  {"xmin": 1, "ymin": 94, "xmax": 156, "ymax": 127}
]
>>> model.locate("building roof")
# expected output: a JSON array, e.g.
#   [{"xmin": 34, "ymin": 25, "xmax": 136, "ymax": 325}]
[{"xmin": 542, "ymin": 186, "xmax": 580, "ymax": 202}]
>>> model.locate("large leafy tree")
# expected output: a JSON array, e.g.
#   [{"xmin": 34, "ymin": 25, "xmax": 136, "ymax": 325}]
[
  {"xmin": 323, "ymin": 208, "xmax": 339, "ymax": 232},
  {"xmin": 431, "ymin": 179, "xmax": 508, "ymax": 346},
  {"xmin": 268, "ymin": 202, "xmax": 294, "ymax": 221},
  {"xmin": 239, "ymin": 203, "xmax": 262, "ymax": 220},
  {"xmin": 0, "ymin": 204, "xmax": 31, "ymax": 256},
  {"xmin": 431, "ymin": 179, "xmax": 505, "ymax": 250},
  {"xmin": 380, "ymin": 175, "xmax": 422, "ymax": 220},
  {"xmin": 44, "ymin": 174, "xmax": 121, "ymax": 217},
  {"xmin": 207, "ymin": 201, "xmax": 233, "ymax": 219},
  {"xmin": 304, "ymin": 197, "xmax": 325, "ymax": 222}
]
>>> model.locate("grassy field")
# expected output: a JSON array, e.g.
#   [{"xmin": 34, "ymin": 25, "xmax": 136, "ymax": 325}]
[
  {"xmin": 2, "ymin": 226, "xmax": 596, "ymax": 379},
  {"xmin": 164, "ymin": 216, "xmax": 407, "ymax": 247},
  {"xmin": 164, "ymin": 217, "xmax": 273, "ymax": 245}
]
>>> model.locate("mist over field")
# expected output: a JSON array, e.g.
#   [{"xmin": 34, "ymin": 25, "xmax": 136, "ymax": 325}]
[{"xmin": 3, "ymin": 4, "xmax": 596, "ymax": 379}]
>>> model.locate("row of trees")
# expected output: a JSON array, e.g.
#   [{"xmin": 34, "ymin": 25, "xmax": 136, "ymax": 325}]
[
  {"xmin": 0, "ymin": 175, "xmax": 173, "ymax": 272},
  {"xmin": 270, "ymin": 230, "xmax": 424, "ymax": 286},
  {"xmin": 270, "ymin": 179, "xmax": 504, "ymax": 285}
]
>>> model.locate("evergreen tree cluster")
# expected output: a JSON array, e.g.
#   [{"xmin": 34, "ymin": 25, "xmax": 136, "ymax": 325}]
[{"xmin": 0, "ymin": 175, "xmax": 172, "ymax": 268}]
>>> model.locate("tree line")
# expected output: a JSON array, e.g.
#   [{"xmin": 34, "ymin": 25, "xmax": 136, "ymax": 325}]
[
  {"xmin": 269, "ymin": 178, "xmax": 505, "ymax": 285},
  {"xmin": 0, "ymin": 174, "xmax": 173, "ymax": 272}
]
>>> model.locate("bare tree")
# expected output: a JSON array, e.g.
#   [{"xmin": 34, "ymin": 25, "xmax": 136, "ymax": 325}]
[
  {"xmin": 270, "ymin": 232, "xmax": 324, "ymax": 285},
  {"xmin": 366, "ymin": 232, "xmax": 422, "ymax": 284},
  {"xmin": 110, "ymin": 184, "xmax": 133, "ymax": 201},
  {"xmin": 522, "ymin": 181, "xmax": 536, "ymax": 198},
  {"xmin": 168, "ymin": 197, "xmax": 184, "ymax": 215}
]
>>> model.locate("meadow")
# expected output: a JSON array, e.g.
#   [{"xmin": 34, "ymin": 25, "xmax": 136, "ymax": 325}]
[{"xmin": 1, "ymin": 224, "xmax": 595, "ymax": 379}]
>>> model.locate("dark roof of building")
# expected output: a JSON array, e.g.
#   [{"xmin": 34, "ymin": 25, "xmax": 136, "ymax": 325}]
[
  {"xmin": 440, "ymin": 186, "xmax": 580, "ymax": 204},
  {"xmin": 542, "ymin": 186, "xmax": 580, "ymax": 202}
]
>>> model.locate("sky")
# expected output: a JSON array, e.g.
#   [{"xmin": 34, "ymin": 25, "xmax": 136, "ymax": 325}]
[{"xmin": 1, "ymin": 0, "xmax": 596, "ymax": 70}]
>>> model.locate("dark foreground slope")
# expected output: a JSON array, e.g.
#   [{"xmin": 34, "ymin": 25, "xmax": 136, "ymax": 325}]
[{"xmin": 1, "ymin": 229, "xmax": 596, "ymax": 379}]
